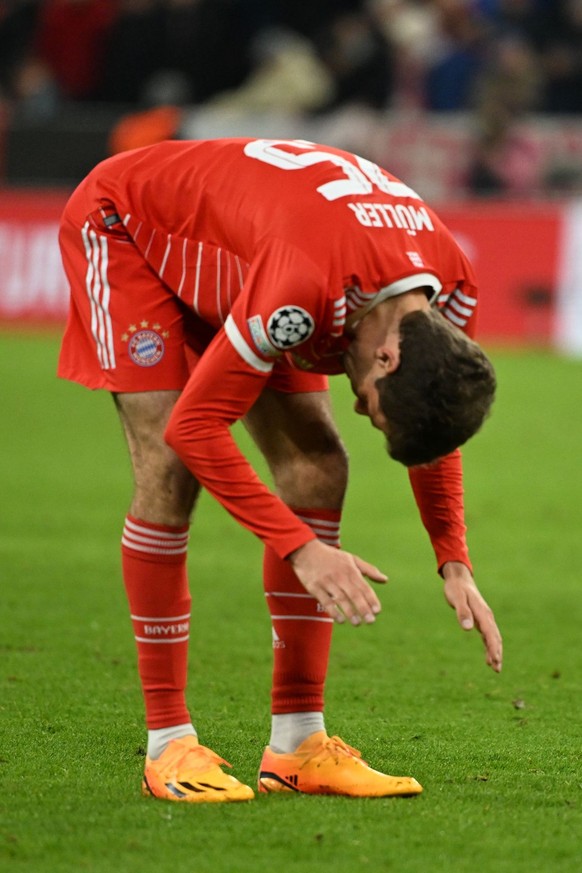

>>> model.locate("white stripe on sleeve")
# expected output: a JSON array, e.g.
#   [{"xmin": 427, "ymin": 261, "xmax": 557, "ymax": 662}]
[{"xmin": 224, "ymin": 315, "xmax": 274, "ymax": 373}]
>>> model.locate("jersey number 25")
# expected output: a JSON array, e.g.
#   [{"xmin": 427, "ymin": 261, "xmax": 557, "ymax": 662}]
[{"xmin": 244, "ymin": 139, "xmax": 421, "ymax": 203}]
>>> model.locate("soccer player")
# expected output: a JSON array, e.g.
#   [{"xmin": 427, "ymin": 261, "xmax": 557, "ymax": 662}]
[{"xmin": 58, "ymin": 137, "xmax": 502, "ymax": 802}]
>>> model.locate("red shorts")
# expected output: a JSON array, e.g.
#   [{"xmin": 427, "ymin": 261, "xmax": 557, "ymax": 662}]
[{"xmin": 57, "ymin": 189, "xmax": 328, "ymax": 396}]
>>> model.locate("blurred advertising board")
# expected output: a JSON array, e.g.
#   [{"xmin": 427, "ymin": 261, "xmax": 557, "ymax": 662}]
[{"xmin": 0, "ymin": 190, "xmax": 69, "ymax": 323}]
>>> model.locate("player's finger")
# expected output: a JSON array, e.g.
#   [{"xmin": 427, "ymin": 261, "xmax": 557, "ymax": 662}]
[
  {"xmin": 468, "ymin": 598, "xmax": 503, "ymax": 672},
  {"xmin": 322, "ymin": 581, "xmax": 379, "ymax": 626},
  {"xmin": 455, "ymin": 596, "xmax": 474, "ymax": 630},
  {"xmin": 444, "ymin": 587, "xmax": 474, "ymax": 630},
  {"xmin": 479, "ymin": 619, "xmax": 503, "ymax": 672},
  {"xmin": 344, "ymin": 581, "xmax": 382, "ymax": 625},
  {"xmin": 353, "ymin": 555, "xmax": 389, "ymax": 584},
  {"xmin": 459, "ymin": 613, "xmax": 474, "ymax": 631},
  {"xmin": 487, "ymin": 643, "xmax": 503, "ymax": 672},
  {"xmin": 321, "ymin": 594, "xmax": 347, "ymax": 624}
]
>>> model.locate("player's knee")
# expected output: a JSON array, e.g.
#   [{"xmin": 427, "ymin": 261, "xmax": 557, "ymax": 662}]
[
  {"xmin": 130, "ymin": 448, "xmax": 198, "ymax": 524},
  {"xmin": 316, "ymin": 439, "xmax": 349, "ymax": 500},
  {"xmin": 319, "ymin": 435, "xmax": 349, "ymax": 481},
  {"xmin": 276, "ymin": 439, "xmax": 348, "ymax": 508}
]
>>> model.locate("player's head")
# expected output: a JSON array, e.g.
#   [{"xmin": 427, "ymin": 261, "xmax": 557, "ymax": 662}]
[{"xmin": 375, "ymin": 308, "xmax": 496, "ymax": 466}]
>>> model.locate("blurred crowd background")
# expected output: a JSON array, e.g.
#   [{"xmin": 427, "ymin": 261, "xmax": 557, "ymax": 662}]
[
  {"xmin": 1, "ymin": 1, "xmax": 582, "ymax": 348},
  {"xmin": 1, "ymin": 0, "xmax": 582, "ymax": 197}
]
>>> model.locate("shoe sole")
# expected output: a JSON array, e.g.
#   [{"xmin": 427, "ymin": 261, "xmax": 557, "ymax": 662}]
[
  {"xmin": 142, "ymin": 778, "xmax": 255, "ymax": 803},
  {"xmin": 258, "ymin": 770, "xmax": 422, "ymax": 797},
  {"xmin": 258, "ymin": 773, "xmax": 298, "ymax": 793}
]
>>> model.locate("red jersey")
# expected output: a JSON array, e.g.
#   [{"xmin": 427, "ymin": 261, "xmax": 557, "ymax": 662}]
[
  {"xmin": 81, "ymin": 138, "xmax": 478, "ymax": 361},
  {"xmin": 63, "ymin": 138, "xmax": 478, "ymax": 566}
]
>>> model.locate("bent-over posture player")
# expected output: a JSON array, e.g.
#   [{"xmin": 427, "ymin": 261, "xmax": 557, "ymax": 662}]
[{"xmin": 58, "ymin": 137, "xmax": 502, "ymax": 802}]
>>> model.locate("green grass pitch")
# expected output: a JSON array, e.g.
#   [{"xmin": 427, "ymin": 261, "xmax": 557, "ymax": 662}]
[{"xmin": 1, "ymin": 332, "xmax": 581, "ymax": 873}]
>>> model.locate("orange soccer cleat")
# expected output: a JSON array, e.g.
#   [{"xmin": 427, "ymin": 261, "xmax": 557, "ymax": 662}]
[
  {"xmin": 142, "ymin": 736, "xmax": 255, "ymax": 803},
  {"xmin": 258, "ymin": 731, "xmax": 423, "ymax": 798}
]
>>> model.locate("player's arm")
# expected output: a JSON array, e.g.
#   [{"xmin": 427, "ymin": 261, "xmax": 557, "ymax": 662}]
[
  {"xmin": 164, "ymin": 323, "xmax": 386, "ymax": 625},
  {"xmin": 408, "ymin": 448, "xmax": 470, "ymax": 572},
  {"xmin": 409, "ymin": 450, "xmax": 502, "ymax": 672},
  {"xmin": 409, "ymin": 272, "xmax": 501, "ymax": 669},
  {"xmin": 165, "ymin": 325, "xmax": 313, "ymax": 557}
]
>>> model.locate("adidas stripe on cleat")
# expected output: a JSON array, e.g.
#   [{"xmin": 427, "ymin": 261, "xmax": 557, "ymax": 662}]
[
  {"xmin": 258, "ymin": 731, "xmax": 423, "ymax": 798},
  {"xmin": 142, "ymin": 736, "xmax": 254, "ymax": 803}
]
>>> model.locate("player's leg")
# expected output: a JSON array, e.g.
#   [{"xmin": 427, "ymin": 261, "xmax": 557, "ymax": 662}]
[
  {"xmin": 244, "ymin": 386, "xmax": 422, "ymax": 798},
  {"xmin": 243, "ymin": 386, "xmax": 345, "ymax": 746},
  {"xmin": 113, "ymin": 389, "xmax": 199, "ymax": 740},
  {"xmin": 58, "ymin": 199, "xmax": 253, "ymax": 802},
  {"xmin": 114, "ymin": 389, "xmax": 254, "ymax": 803}
]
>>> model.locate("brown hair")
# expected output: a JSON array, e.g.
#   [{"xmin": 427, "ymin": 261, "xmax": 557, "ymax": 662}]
[{"xmin": 376, "ymin": 308, "xmax": 496, "ymax": 466}]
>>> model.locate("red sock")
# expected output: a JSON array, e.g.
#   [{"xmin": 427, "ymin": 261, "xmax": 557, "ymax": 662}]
[
  {"xmin": 121, "ymin": 515, "xmax": 192, "ymax": 729},
  {"xmin": 264, "ymin": 508, "xmax": 341, "ymax": 715}
]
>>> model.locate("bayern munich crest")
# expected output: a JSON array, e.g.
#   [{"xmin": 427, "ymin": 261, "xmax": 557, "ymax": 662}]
[
  {"xmin": 266, "ymin": 306, "xmax": 315, "ymax": 350},
  {"xmin": 128, "ymin": 329, "xmax": 165, "ymax": 367}
]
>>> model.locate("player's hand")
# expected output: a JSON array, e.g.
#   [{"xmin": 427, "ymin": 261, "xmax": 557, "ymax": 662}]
[
  {"xmin": 288, "ymin": 539, "xmax": 387, "ymax": 626},
  {"xmin": 442, "ymin": 561, "xmax": 503, "ymax": 672}
]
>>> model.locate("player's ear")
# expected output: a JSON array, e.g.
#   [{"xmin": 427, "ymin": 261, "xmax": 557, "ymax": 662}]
[{"xmin": 375, "ymin": 340, "xmax": 400, "ymax": 374}]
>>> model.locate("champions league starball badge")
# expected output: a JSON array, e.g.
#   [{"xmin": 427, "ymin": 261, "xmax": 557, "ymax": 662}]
[
  {"xmin": 266, "ymin": 306, "xmax": 315, "ymax": 350},
  {"xmin": 128, "ymin": 329, "xmax": 165, "ymax": 367}
]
